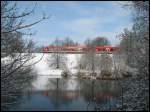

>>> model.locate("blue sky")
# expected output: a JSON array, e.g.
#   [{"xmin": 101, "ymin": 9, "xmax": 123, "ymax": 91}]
[{"xmin": 16, "ymin": 1, "xmax": 133, "ymax": 46}]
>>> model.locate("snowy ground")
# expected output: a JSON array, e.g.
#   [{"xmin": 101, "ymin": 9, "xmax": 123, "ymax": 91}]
[
  {"xmin": 26, "ymin": 53, "xmax": 138, "ymax": 90},
  {"xmin": 30, "ymin": 53, "xmax": 81, "ymax": 76},
  {"xmin": 30, "ymin": 53, "xmax": 82, "ymax": 90},
  {"xmin": 2, "ymin": 53, "xmax": 138, "ymax": 90}
]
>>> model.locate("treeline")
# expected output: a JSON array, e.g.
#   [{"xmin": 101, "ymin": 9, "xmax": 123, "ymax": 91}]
[
  {"xmin": 116, "ymin": 1, "xmax": 149, "ymax": 110},
  {"xmin": 50, "ymin": 36, "xmax": 110, "ymax": 46},
  {"xmin": 35, "ymin": 36, "xmax": 110, "ymax": 52}
]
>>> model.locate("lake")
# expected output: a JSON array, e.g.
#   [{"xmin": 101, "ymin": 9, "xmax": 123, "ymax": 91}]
[{"xmin": 6, "ymin": 78, "xmax": 122, "ymax": 111}]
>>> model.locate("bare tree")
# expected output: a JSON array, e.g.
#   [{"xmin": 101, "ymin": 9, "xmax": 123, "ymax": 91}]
[
  {"xmin": 1, "ymin": 1, "xmax": 48, "ymax": 110},
  {"xmin": 100, "ymin": 51, "xmax": 113, "ymax": 78},
  {"xmin": 47, "ymin": 38, "xmax": 67, "ymax": 70},
  {"xmin": 62, "ymin": 37, "xmax": 77, "ymax": 46},
  {"xmin": 91, "ymin": 37, "xmax": 110, "ymax": 46},
  {"xmin": 78, "ymin": 37, "xmax": 111, "ymax": 77},
  {"xmin": 78, "ymin": 38, "xmax": 99, "ymax": 77}
]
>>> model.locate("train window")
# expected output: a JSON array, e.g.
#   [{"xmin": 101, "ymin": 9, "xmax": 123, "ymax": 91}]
[{"xmin": 106, "ymin": 48, "xmax": 110, "ymax": 52}]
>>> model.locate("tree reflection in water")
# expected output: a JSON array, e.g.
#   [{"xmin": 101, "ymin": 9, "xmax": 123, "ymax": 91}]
[
  {"xmin": 45, "ymin": 78, "xmax": 121, "ymax": 111},
  {"xmin": 80, "ymin": 79, "xmax": 121, "ymax": 111},
  {"xmin": 2, "ymin": 71, "xmax": 37, "ymax": 111},
  {"xmin": 45, "ymin": 78, "xmax": 79, "ymax": 110},
  {"xmin": 5, "ymin": 78, "xmax": 121, "ymax": 111}
]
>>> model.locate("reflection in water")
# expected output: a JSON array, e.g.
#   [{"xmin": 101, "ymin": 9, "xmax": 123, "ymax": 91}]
[
  {"xmin": 7, "ymin": 78, "xmax": 121, "ymax": 111},
  {"xmin": 1, "ymin": 72, "xmax": 36, "ymax": 111}
]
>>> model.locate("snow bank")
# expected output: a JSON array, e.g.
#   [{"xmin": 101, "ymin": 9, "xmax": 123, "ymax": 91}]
[
  {"xmin": 66, "ymin": 54, "xmax": 81, "ymax": 74},
  {"xmin": 2, "ymin": 53, "xmax": 136, "ymax": 90},
  {"xmin": 31, "ymin": 53, "xmax": 81, "ymax": 76},
  {"xmin": 31, "ymin": 53, "xmax": 81, "ymax": 90}
]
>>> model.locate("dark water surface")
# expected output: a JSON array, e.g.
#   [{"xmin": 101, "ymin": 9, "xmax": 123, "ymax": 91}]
[{"xmin": 7, "ymin": 78, "xmax": 121, "ymax": 111}]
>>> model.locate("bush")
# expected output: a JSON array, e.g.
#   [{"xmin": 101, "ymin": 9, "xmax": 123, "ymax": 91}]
[
  {"xmin": 101, "ymin": 70, "xmax": 112, "ymax": 77},
  {"xmin": 61, "ymin": 70, "xmax": 69, "ymax": 78},
  {"xmin": 76, "ymin": 72, "xmax": 83, "ymax": 78}
]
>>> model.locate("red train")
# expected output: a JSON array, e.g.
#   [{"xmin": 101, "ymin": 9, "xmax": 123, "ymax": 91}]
[{"xmin": 43, "ymin": 45, "xmax": 119, "ymax": 53}]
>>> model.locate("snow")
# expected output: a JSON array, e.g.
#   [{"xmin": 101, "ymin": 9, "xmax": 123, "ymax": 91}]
[
  {"xmin": 32, "ymin": 76, "xmax": 49, "ymax": 90},
  {"xmin": 30, "ymin": 53, "xmax": 81, "ymax": 76},
  {"xmin": 31, "ymin": 53, "xmax": 81, "ymax": 90},
  {"xmin": 2, "ymin": 53, "xmax": 138, "ymax": 90},
  {"xmin": 65, "ymin": 54, "xmax": 81, "ymax": 74}
]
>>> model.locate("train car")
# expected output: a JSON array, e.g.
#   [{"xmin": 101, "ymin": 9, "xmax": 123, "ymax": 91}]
[
  {"xmin": 96, "ymin": 46, "xmax": 119, "ymax": 53},
  {"xmin": 43, "ymin": 45, "xmax": 119, "ymax": 53}
]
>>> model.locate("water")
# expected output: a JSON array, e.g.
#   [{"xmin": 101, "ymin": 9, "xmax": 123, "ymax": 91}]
[{"xmin": 5, "ymin": 78, "xmax": 121, "ymax": 111}]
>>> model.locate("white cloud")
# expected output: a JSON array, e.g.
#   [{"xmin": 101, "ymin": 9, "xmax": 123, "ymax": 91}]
[
  {"xmin": 62, "ymin": 18, "xmax": 99, "ymax": 34},
  {"xmin": 27, "ymin": 1, "xmax": 133, "ymax": 46},
  {"xmin": 61, "ymin": 17, "xmax": 133, "ymax": 45},
  {"xmin": 58, "ymin": 2, "xmax": 133, "ymax": 45},
  {"xmin": 68, "ymin": 1, "xmax": 132, "ymax": 19}
]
